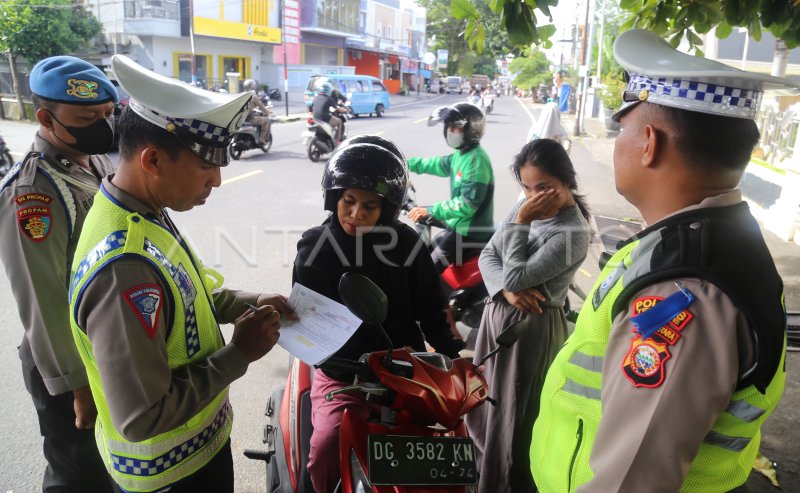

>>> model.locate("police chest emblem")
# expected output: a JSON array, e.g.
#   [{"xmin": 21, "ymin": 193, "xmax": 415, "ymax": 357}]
[
  {"xmin": 66, "ymin": 79, "xmax": 99, "ymax": 99},
  {"xmin": 123, "ymin": 284, "xmax": 163, "ymax": 338},
  {"xmin": 17, "ymin": 206, "xmax": 52, "ymax": 242}
]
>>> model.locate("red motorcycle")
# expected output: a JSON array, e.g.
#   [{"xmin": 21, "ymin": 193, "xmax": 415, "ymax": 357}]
[
  {"xmin": 401, "ymin": 184, "xmax": 490, "ymax": 347},
  {"xmin": 245, "ymin": 273, "xmax": 522, "ymax": 492}
]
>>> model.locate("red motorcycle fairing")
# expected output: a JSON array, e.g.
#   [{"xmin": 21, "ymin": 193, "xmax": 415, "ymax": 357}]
[
  {"xmin": 278, "ymin": 357, "xmax": 313, "ymax": 491},
  {"xmin": 339, "ymin": 410, "xmax": 473, "ymax": 493},
  {"xmin": 365, "ymin": 349, "xmax": 488, "ymax": 430},
  {"xmin": 441, "ymin": 256, "xmax": 483, "ymax": 291}
]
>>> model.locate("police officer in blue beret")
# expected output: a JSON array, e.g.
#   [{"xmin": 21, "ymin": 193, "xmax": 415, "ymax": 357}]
[{"xmin": 0, "ymin": 55, "xmax": 117, "ymax": 492}]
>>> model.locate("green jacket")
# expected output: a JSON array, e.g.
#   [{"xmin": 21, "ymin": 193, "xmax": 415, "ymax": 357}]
[{"xmin": 408, "ymin": 145, "xmax": 494, "ymax": 240}]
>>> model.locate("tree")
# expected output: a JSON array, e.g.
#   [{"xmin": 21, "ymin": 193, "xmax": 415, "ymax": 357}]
[
  {"xmin": 618, "ymin": 0, "xmax": 800, "ymax": 77},
  {"xmin": 452, "ymin": 0, "xmax": 558, "ymax": 51},
  {"xmin": 0, "ymin": 0, "xmax": 101, "ymax": 120},
  {"xmin": 508, "ymin": 48, "xmax": 551, "ymax": 91},
  {"xmin": 420, "ymin": 0, "xmax": 515, "ymax": 74}
]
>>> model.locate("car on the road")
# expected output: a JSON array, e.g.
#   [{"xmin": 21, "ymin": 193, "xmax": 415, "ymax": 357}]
[
  {"xmin": 445, "ymin": 76, "xmax": 463, "ymax": 94},
  {"xmin": 304, "ymin": 74, "xmax": 392, "ymax": 117}
]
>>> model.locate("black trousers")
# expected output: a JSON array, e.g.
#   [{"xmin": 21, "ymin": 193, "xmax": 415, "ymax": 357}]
[
  {"xmin": 112, "ymin": 440, "xmax": 234, "ymax": 493},
  {"xmin": 19, "ymin": 340, "xmax": 115, "ymax": 493},
  {"xmin": 432, "ymin": 229, "xmax": 488, "ymax": 273}
]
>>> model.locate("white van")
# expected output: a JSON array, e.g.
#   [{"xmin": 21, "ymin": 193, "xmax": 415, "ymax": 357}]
[{"xmin": 446, "ymin": 76, "xmax": 463, "ymax": 94}]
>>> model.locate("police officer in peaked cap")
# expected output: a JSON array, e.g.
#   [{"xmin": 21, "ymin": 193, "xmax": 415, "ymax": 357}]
[
  {"xmin": 0, "ymin": 55, "xmax": 118, "ymax": 492},
  {"xmin": 66, "ymin": 55, "xmax": 297, "ymax": 493},
  {"xmin": 531, "ymin": 29, "xmax": 799, "ymax": 492}
]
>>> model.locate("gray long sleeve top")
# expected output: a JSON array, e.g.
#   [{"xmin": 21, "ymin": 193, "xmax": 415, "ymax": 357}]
[{"xmin": 479, "ymin": 199, "xmax": 591, "ymax": 307}]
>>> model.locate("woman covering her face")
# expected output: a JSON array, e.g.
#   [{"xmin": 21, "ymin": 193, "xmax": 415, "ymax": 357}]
[{"xmin": 465, "ymin": 138, "xmax": 591, "ymax": 493}]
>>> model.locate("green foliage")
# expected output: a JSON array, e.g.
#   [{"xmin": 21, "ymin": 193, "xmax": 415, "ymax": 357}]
[
  {"xmin": 508, "ymin": 49, "xmax": 551, "ymax": 89},
  {"xmin": 0, "ymin": 0, "xmax": 101, "ymax": 62},
  {"xmin": 599, "ymin": 75, "xmax": 626, "ymax": 110},
  {"xmin": 420, "ymin": 0, "xmax": 514, "ymax": 74},
  {"xmin": 619, "ymin": 0, "xmax": 800, "ymax": 51},
  {"xmin": 451, "ymin": 0, "xmax": 558, "ymax": 53}
]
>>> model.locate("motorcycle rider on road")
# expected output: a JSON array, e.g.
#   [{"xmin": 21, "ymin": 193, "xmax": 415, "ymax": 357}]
[
  {"xmin": 407, "ymin": 102, "xmax": 495, "ymax": 273},
  {"xmin": 312, "ymin": 82, "xmax": 347, "ymax": 145},
  {"xmin": 243, "ymin": 79, "xmax": 271, "ymax": 149}
]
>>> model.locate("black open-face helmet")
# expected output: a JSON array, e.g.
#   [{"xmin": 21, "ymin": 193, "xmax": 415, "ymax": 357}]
[
  {"xmin": 322, "ymin": 141, "xmax": 409, "ymax": 223},
  {"xmin": 428, "ymin": 102, "xmax": 485, "ymax": 149},
  {"xmin": 338, "ymin": 133, "xmax": 406, "ymax": 162}
]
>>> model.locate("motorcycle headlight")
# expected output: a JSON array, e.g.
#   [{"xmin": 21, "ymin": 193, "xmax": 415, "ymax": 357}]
[{"xmin": 349, "ymin": 449, "xmax": 372, "ymax": 493}]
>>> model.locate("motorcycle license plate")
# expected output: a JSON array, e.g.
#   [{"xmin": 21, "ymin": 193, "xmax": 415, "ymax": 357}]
[{"xmin": 367, "ymin": 435, "xmax": 477, "ymax": 486}]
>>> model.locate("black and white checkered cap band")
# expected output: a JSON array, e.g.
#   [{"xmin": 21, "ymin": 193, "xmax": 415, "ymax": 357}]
[
  {"xmin": 169, "ymin": 117, "xmax": 229, "ymax": 144},
  {"xmin": 129, "ymin": 100, "xmax": 231, "ymax": 145},
  {"xmin": 627, "ymin": 74, "xmax": 763, "ymax": 119}
]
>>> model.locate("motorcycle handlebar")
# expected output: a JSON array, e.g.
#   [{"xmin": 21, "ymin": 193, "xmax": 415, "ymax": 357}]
[{"xmin": 318, "ymin": 356, "xmax": 367, "ymax": 376}]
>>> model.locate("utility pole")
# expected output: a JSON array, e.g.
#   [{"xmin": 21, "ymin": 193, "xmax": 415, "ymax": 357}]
[
  {"xmin": 189, "ymin": 0, "xmax": 197, "ymax": 86},
  {"xmin": 573, "ymin": 0, "xmax": 591, "ymax": 137},
  {"xmin": 281, "ymin": 0, "xmax": 289, "ymax": 116}
]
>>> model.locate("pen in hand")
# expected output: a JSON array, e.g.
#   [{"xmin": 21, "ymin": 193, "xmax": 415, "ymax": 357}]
[{"xmin": 244, "ymin": 303, "xmax": 260, "ymax": 312}]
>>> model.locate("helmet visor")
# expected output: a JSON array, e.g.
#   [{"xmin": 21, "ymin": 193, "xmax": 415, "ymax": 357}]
[{"xmin": 428, "ymin": 106, "xmax": 466, "ymax": 127}]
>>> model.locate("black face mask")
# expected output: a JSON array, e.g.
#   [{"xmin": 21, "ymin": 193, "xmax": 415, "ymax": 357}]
[{"xmin": 48, "ymin": 111, "xmax": 115, "ymax": 156}]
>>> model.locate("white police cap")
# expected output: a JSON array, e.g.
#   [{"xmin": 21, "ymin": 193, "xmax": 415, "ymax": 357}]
[
  {"xmin": 111, "ymin": 54, "xmax": 252, "ymax": 166},
  {"xmin": 612, "ymin": 29, "xmax": 800, "ymax": 122}
]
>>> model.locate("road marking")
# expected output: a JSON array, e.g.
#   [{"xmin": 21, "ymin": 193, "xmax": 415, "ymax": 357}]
[
  {"xmin": 579, "ymin": 268, "xmax": 592, "ymax": 278},
  {"xmin": 222, "ymin": 169, "xmax": 263, "ymax": 186},
  {"xmin": 413, "ymin": 117, "xmax": 428, "ymax": 124},
  {"xmin": 515, "ymin": 97, "xmax": 537, "ymax": 140}
]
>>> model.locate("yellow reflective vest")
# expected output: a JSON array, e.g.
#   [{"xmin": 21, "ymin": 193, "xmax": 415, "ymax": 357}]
[
  {"xmin": 531, "ymin": 206, "xmax": 786, "ymax": 493},
  {"xmin": 69, "ymin": 189, "xmax": 231, "ymax": 493}
]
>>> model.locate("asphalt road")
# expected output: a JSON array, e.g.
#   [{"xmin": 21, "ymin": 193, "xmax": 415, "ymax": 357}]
[{"xmin": 1, "ymin": 93, "xmax": 797, "ymax": 491}]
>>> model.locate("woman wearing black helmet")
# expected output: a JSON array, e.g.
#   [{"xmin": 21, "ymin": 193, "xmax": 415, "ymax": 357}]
[
  {"xmin": 293, "ymin": 137, "xmax": 465, "ymax": 493},
  {"xmin": 406, "ymin": 102, "xmax": 495, "ymax": 272}
]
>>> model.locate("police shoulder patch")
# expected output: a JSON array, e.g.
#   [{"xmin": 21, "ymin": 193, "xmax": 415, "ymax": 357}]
[
  {"xmin": 123, "ymin": 284, "xmax": 163, "ymax": 339},
  {"xmin": 17, "ymin": 206, "xmax": 52, "ymax": 242},
  {"xmin": 623, "ymin": 336, "xmax": 671, "ymax": 388}
]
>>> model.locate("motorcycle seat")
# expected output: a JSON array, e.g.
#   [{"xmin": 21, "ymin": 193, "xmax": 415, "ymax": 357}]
[{"xmin": 442, "ymin": 255, "xmax": 483, "ymax": 290}]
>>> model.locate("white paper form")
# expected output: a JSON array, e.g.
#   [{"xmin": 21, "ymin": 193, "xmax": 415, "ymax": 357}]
[{"xmin": 277, "ymin": 283, "xmax": 363, "ymax": 365}]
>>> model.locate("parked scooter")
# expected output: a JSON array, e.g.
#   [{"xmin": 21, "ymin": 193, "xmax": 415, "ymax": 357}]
[
  {"xmin": 302, "ymin": 101, "xmax": 350, "ymax": 162},
  {"xmin": 0, "ymin": 133, "xmax": 14, "ymax": 178},
  {"xmin": 245, "ymin": 272, "xmax": 525, "ymax": 492},
  {"xmin": 229, "ymin": 96, "xmax": 275, "ymax": 160},
  {"xmin": 402, "ymin": 183, "xmax": 490, "ymax": 346},
  {"xmin": 267, "ymin": 87, "xmax": 282, "ymax": 101}
]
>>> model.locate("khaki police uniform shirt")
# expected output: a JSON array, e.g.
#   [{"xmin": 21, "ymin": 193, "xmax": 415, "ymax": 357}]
[
  {"xmin": 0, "ymin": 134, "xmax": 115, "ymax": 395},
  {"xmin": 73, "ymin": 177, "xmax": 256, "ymax": 442},
  {"xmin": 579, "ymin": 190, "xmax": 757, "ymax": 492}
]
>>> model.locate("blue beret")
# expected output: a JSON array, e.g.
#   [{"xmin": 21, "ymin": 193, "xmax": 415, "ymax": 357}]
[{"xmin": 30, "ymin": 56, "xmax": 118, "ymax": 105}]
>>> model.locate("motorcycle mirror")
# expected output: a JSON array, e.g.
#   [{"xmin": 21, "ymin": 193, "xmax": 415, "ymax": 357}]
[
  {"xmin": 338, "ymin": 273, "xmax": 388, "ymax": 325},
  {"xmin": 476, "ymin": 319, "xmax": 527, "ymax": 367},
  {"xmin": 495, "ymin": 319, "xmax": 527, "ymax": 348}
]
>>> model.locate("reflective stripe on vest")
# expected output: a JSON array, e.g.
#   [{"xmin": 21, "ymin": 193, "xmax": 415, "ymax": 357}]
[
  {"xmin": 143, "ymin": 239, "xmax": 201, "ymax": 357},
  {"xmin": 108, "ymin": 400, "xmax": 230, "ymax": 476}
]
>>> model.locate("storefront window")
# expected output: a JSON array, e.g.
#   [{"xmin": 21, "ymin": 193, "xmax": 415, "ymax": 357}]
[
  {"xmin": 316, "ymin": 0, "xmax": 358, "ymax": 34},
  {"xmin": 305, "ymin": 45, "xmax": 340, "ymax": 66},
  {"xmin": 176, "ymin": 53, "xmax": 210, "ymax": 87}
]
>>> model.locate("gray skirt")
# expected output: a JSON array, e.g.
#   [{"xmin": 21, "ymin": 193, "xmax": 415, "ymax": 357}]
[{"xmin": 464, "ymin": 297, "xmax": 570, "ymax": 493}]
